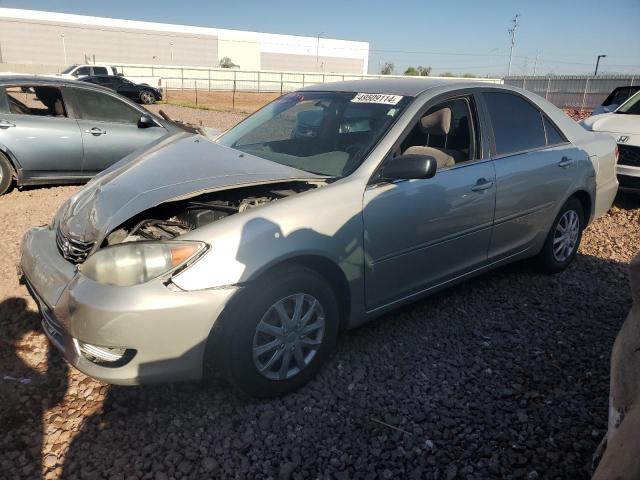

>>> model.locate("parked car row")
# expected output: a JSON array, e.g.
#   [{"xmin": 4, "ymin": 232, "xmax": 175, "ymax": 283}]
[{"xmin": 17, "ymin": 77, "xmax": 619, "ymax": 397}]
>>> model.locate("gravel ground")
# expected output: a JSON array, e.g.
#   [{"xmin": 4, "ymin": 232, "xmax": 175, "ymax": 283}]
[{"xmin": 0, "ymin": 107, "xmax": 638, "ymax": 479}]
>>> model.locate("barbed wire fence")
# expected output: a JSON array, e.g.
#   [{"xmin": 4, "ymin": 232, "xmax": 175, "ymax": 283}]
[{"xmin": 504, "ymin": 75, "xmax": 638, "ymax": 111}]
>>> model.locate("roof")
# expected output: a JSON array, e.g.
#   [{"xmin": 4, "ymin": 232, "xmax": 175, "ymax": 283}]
[
  {"xmin": 299, "ymin": 78, "xmax": 486, "ymax": 97},
  {"xmin": 0, "ymin": 74, "xmax": 80, "ymax": 86}
]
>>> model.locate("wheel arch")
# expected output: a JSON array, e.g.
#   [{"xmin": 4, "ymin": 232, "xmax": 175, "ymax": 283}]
[
  {"xmin": 0, "ymin": 144, "xmax": 20, "ymax": 181},
  {"xmin": 251, "ymin": 254, "xmax": 352, "ymax": 332},
  {"xmin": 569, "ymin": 189, "xmax": 593, "ymax": 224}
]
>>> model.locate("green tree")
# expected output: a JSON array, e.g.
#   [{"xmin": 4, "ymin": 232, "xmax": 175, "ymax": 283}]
[
  {"xmin": 404, "ymin": 66, "xmax": 432, "ymax": 76},
  {"xmin": 440, "ymin": 71, "xmax": 455, "ymax": 77},
  {"xmin": 380, "ymin": 62, "xmax": 394, "ymax": 75},
  {"xmin": 462, "ymin": 72, "xmax": 476, "ymax": 78}
]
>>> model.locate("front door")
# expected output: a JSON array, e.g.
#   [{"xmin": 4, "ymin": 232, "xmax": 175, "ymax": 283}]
[
  {"xmin": 70, "ymin": 87, "xmax": 166, "ymax": 174},
  {"xmin": 363, "ymin": 94, "xmax": 496, "ymax": 310}
]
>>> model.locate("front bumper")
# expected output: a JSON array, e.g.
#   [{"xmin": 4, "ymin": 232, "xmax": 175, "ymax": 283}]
[
  {"xmin": 20, "ymin": 226, "xmax": 238, "ymax": 385},
  {"xmin": 617, "ymin": 164, "xmax": 640, "ymax": 189}
]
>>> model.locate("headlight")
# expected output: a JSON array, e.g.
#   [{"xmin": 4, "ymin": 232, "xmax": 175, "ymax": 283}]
[{"xmin": 80, "ymin": 241, "xmax": 207, "ymax": 286}]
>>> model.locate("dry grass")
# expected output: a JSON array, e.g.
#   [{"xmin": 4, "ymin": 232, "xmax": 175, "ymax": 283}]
[{"xmin": 162, "ymin": 90, "xmax": 280, "ymax": 114}]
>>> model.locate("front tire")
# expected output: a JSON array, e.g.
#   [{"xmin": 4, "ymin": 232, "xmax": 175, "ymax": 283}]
[
  {"xmin": 537, "ymin": 197, "xmax": 584, "ymax": 273},
  {"xmin": 0, "ymin": 153, "xmax": 14, "ymax": 196},
  {"xmin": 140, "ymin": 90, "xmax": 156, "ymax": 104},
  {"xmin": 218, "ymin": 265, "xmax": 339, "ymax": 398}
]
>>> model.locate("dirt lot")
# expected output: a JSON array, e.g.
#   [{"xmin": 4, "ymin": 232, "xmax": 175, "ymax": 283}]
[
  {"xmin": 162, "ymin": 90, "xmax": 280, "ymax": 114},
  {"xmin": 0, "ymin": 106, "xmax": 637, "ymax": 479}
]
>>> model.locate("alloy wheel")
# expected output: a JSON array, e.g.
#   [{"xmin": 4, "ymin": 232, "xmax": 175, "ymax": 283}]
[
  {"xmin": 141, "ymin": 91, "xmax": 154, "ymax": 104},
  {"xmin": 252, "ymin": 293, "xmax": 325, "ymax": 381},
  {"xmin": 552, "ymin": 209, "xmax": 580, "ymax": 262}
]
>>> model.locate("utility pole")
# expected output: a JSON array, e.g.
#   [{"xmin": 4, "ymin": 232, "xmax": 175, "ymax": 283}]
[
  {"xmin": 594, "ymin": 54, "xmax": 607, "ymax": 76},
  {"xmin": 61, "ymin": 34, "xmax": 67, "ymax": 65},
  {"xmin": 533, "ymin": 49, "xmax": 540, "ymax": 76},
  {"xmin": 507, "ymin": 14, "xmax": 519, "ymax": 77},
  {"xmin": 316, "ymin": 32, "xmax": 324, "ymax": 72}
]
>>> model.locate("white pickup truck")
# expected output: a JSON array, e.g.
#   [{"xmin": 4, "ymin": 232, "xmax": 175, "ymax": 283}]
[{"xmin": 57, "ymin": 64, "xmax": 161, "ymax": 89}]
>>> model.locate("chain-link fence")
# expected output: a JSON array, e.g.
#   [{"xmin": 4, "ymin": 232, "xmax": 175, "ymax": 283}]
[
  {"xmin": 111, "ymin": 63, "xmax": 502, "ymax": 112},
  {"xmin": 115, "ymin": 64, "xmax": 501, "ymax": 92},
  {"xmin": 504, "ymin": 75, "xmax": 638, "ymax": 111}
]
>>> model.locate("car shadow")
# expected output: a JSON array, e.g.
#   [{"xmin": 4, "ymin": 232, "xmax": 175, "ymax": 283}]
[
  {"xmin": 0, "ymin": 297, "xmax": 69, "ymax": 479},
  {"xmin": 58, "ymin": 242, "xmax": 631, "ymax": 478}
]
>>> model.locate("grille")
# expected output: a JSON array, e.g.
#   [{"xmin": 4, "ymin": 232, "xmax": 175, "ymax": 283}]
[
  {"xmin": 618, "ymin": 144, "xmax": 640, "ymax": 168},
  {"xmin": 56, "ymin": 226, "xmax": 94, "ymax": 264}
]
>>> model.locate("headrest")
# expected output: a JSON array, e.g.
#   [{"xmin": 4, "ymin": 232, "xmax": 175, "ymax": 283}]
[{"xmin": 420, "ymin": 107, "xmax": 452, "ymax": 135}]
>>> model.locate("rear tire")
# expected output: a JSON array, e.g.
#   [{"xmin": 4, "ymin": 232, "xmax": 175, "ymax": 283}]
[
  {"xmin": 0, "ymin": 153, "xmax": 14, "ymax": 196},
  {"xmin": 140, "ymin": 90, "xmax": 156, "ymax": 104},
  {"xmin": 217, "ymin": 265, "xmax": 339, "ymax": 398},
  {"xmin": 537, "ymin": 197, "xmax": 584, "ymax": 273}
]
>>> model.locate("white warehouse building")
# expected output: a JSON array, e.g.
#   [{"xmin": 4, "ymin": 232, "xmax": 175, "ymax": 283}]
[{"xmin": 0, "ymin": 8, "xmax": 370, "ymax": 74}]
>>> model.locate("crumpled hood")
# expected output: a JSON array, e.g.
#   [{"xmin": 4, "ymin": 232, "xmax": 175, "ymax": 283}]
[
  {"xmin": 58, "ymin": 132, "xmax": 321, "ymax": 245},
  {"xmin": 580, "ymin": 113, "xmax": 640, "ymax": 135}
]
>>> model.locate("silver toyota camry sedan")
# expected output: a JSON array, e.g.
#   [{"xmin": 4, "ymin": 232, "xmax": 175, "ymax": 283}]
[{"xmin": 20, "ymin": 79, "xmax": 618, "ymax": 397}]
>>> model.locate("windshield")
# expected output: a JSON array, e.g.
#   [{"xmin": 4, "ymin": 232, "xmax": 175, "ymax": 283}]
[
  {"xmin": 616, "ymin": 91, "xmax": 640, "ymax": 115},
  {"xmin": 217, "ymin": 91, "xmax": 411, "ymax": 177},
  {"xmin": 61, "ymin": 65, "xmax": 78, "ymax": 74}
]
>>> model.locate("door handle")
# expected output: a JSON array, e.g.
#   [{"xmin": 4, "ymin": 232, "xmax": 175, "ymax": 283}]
[
  {"xmin": 85, "ymin": 127, "xmax": 107, "ymax": 136},
  {"xmin": 0, "ymin": 119, "xmax": 16, "ymax": 129},
  {"xmin": 558, "ymin": 157, "xmax": 575, "ymax": 168},
  {"xmin": 471, "ymin": 178, "xmax": 494, "ymax": 192}
]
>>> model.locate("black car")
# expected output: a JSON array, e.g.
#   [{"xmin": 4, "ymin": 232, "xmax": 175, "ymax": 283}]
[{"xmin": 80, "ymin": 75, "xmax": 162, "ymax": 104}]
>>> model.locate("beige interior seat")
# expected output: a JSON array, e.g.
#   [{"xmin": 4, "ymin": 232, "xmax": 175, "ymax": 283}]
[
  {"xmin": 403, "ymin": 107, "xmax": 466, "ymax": 169},
  {"xmin": 53, "ymin": 99, "xmax": 66, "ymax": 117}
]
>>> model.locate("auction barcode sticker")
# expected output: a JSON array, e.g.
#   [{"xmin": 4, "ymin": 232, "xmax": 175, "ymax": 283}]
[{"xmin": 351, "ymin": 93, "xmax": 403, "ymax": 105}]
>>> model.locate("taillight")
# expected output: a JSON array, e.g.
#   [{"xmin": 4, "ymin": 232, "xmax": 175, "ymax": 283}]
[{"xmin": 615, "ymin": 145, "xmax": 619, "ymax": 163}]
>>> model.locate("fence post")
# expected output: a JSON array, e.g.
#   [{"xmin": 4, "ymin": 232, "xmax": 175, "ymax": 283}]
[
  {"xmin": 181, "ymin": 67, "xmax": 184, "ymax": 90},
  {"xmin": 232, "ymin": 71, "xmax": 236, "ymax": 112},
  {"xmin": 280, "ymin": 72, "xmax": 283, "ymax": 95},
  {"xmin": 522, "ymin": 77, "xmax": 526, "ymax": 90},
  {"xmin": 580, "ymin": 77, "xmax": 590, "ymax": 112},
  {"xmin": 545, "ymin": 77, "xmax": 551, "ymax": 99},
  {"xmin": 208, "ymin": 69, "xmax": 211, "ymax": 92},
  {"xmin": 631, "ymin": 76, "xmax": 636, "ymax": 87},
  {"xmin": 195, "ymin": 81, "xmax": 198, "ymax": 106},
  {"xmin": 257, "ymin": 71, "xmax": 261, "ymax": 93}
]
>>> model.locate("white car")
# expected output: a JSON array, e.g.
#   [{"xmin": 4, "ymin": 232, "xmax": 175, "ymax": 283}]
[{"xmin": 581, "ymin": 91, "xmax": 640, "ymax": 189}]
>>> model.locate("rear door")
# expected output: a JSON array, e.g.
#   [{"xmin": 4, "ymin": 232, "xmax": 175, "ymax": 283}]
[
  {"xmin": 0, "ymin": 85, "xmax": 84, "ymax": 177},
  {"xmin": 69, "ymin": 86, "xmax": 168, "ymax": 174},
  {"xmin": 479, "ymin": 90, "xmax": 583, "ymax": 259}
]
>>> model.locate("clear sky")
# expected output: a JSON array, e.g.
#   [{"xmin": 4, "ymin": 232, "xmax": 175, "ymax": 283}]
[{"xmin": 2, "ymin": 0, "xmax": 639, "ymax": 76}]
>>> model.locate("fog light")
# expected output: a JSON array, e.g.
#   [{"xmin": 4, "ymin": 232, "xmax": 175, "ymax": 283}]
[{"xmin": 77, "ymin": 341, "xmax": 132, "ymax": 364}]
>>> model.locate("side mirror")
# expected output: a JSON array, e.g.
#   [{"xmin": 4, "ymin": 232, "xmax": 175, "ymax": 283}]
[
  {"xmin": 381, "ymin": 154, "xmax": 437, "ymax": 181},
  {"xmin": 137, "ymin": 114, "xmax": 156, "ymax": 128}
]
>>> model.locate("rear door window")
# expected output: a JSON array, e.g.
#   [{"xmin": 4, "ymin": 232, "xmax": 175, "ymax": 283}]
[
  {"xmin": 5, "ymin": 86, "xmax": 68, "ymax": 117},
  {"xmin": 73, "ymin": 88, "xmax": 140, "ymax": 124},
  {"xmin": 92, "ymin": 66, "xmax": 108, "ymax": 75},
  {"xmin": 483, "ymin": 92, "xmax": 546, "ymax": 156}
]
